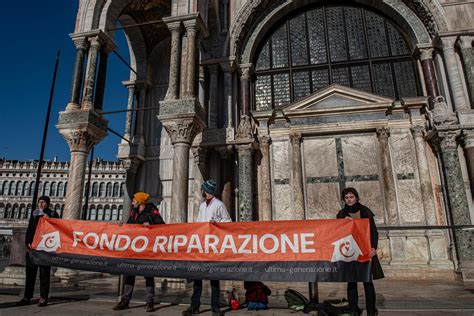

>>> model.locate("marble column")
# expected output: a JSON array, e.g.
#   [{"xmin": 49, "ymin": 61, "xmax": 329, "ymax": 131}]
[
  {"xmin": 435, "ymin": 130, "xmax": 473, "ymax": 263},
  {"xmin": 183, "ymin": 20, "xmax": 198, "ymax": 98},
  {"xmin": 163, "ymin": 119, "xmax": 202, "ymax": 223},
  {"xmin": 82, "ymin": 36, "xmax": 102, "ymax": 110},
  {"xmin": 220, "ymin": 60, "xmax": 235, "ymax": 129},
  {"xmin": 462, "ymin": 129, "xmax": 474, "ymax": 197},
  {"xmin": 61, "ymin": 131, "xmax": 99, "ymax": 219},
  {"xmin": 419, "ymin": 47, "xmax": 439, "ymax": 104},
  {"xmin": 441, "ymin": 36, "xmax": 470, "ymax": 111},
  {"xmin": 165, "ymin": 21, "xmax": 182, "ymax": 100},
  {"xmin": 237, "ymin": 144, "xmax": 254, "ymax": 221},
  {"xmin": 67, "ymin": 37, "xmax": 88, "ymax": 111},
  {"xmin": 239, "ymin": 64, "xmax": 252, "ymax": 115},
  {"xmin": 258, "ymin": 136, "xmax": 272, "ymax": 221},
  {"xmin": 459, "ymin": 36, "xmax": 474, "ymax": 107},
  {"xmin": 217, "ymin": 146, "xmax": 234, "ymax": 216},
  {"xmin": 376, "ymin": 128, "xmax": 399, "ymax": 224},
  {"xmin": 208, "ymin": 64, "xmax": 219, "ymax": 128},
  {"xmin": 191, "ymin": 147, "xmax": 208, "ymax": 222},
  {"xmin": 134, "ymin": 82, "xmax": 149, "ymax": 142},
  {"xmin": 93, "ymin": 48, "xmax": 109, "ymax": 111},
  {"xmin": 411, "ymin": 126, "xmax": 437, "ymax": 225},
  {"xmin": 123, "ymin": 84, "xmax": 135, "ymax": 141},
  {"xmin": 290, "ymin": 133, "xmax": 305, "ymax": 220}
]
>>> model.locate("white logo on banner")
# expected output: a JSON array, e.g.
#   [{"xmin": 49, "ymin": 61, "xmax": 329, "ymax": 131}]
[
  {"xmin": 331, "ymin": 235, "xmax": 362, "ymax": 262},
  {"xmin": 37, "ymin": 231, "xmax": 61, "ymax": 252}
]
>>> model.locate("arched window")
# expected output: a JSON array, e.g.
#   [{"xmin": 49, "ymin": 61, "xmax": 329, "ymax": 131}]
[
  {"xmin": 22, "ymin": 182, "xmax": 28, "ymax": 196},
  {"xmin": 15, "ymin": 181, "xmax": 22, "ymax": 196},
  {"xmin": 0, "ymin": 181, "xmax": 5, "ymax": 195},
  {"xmin": 89, "ymin": 205, "xmax": 97, "ymax": 220},
  {"xmin": 113, "ymin": 183, "xmax": 120, "ymax": 197},
  {"xmin": 106, "ymin": 183, "xmax": 113, "ymax": 197},
  {"xmin": 0, "ymin": 203, "xmax": 5, "ymax": 218},
  {"xmin": 111, "ymin": 205, "xmax": 118, "ymax": 221},
  {"xmin": 104, "ymin": 205, "xmax": 111, "ymax": 221},
  {"xmin": 92, "ymin": 182, "xmax": 98, "ymax": 197},
  {"xmin": 50, "ymin": 182, "xmax": 57, "ymax": 197},
  {"xmin": 38, "ymin": 182, "xmax": 43, "ymax": 196},
  {"xmin": 43, "ymin": 181, "xmax": 50, "ymax": 196},
  {"xmin": 253, "ymin": 5, "xmax": 419, "ymax": 110},
  {"xmin": 28, "ymin": 181, "xmax": 35, "ymax": 196},
  {"xmin": 118, "ymin": 205, "xmax": 124, "ymax": 221},
  {"xmin": 120, "ymin": 183, "xmax": 125, "ymax": 197},
  {"xmin": 19, "ymin": 204, "xmax": 26, "ymax": 219},
  {"xmin": 4, "ymin": 204, "xmax": 11, "ymax": 219},
  {"xmin": 99, "ymin": 183, "xmax": 106, "ymax": 197},
  {"xmin": 97, "ymin": 205, "xmax": 104, "ymax": 221},
  {"xmin": 12, "ymin": 204, "xmax": 19, "ymax": 219},
  {"xmin": 57, "ymin": 182, "xmax": 64, "ymax": 197},
  {"xmin": 8, "ymin": 181, "xmax": 15, "ymax": 195},
  {"xmin": 26, "ymin": 204, "xmax": 32, "ymax": 218},
  {"xmin": 64, "ymin": 182, "xmax": 68, "ymax": 196},
  {"xmin": 60, "ymin": 205, "xmax": 65, "ymax": 218}
]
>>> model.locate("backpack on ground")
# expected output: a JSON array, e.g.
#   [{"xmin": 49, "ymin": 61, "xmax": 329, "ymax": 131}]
[
  {"xmin": 244, "ymin": 281, "xmax": 271, "ymax": 310},
  {"xmin": 227, "ymin": 288, "xmax": 240, "ymax": 310},
  {"xmin": 303, "ymin": 298, "xmax": 354, "ymax": 315},
  {"xmin": 284, "ymin": 289, "xmax": 309, "ymax": 311}
]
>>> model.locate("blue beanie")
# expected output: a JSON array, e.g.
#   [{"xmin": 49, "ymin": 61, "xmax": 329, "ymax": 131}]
[{"xmin": 201, "ymin": 180, "xmax": 217, "ymax": 195}]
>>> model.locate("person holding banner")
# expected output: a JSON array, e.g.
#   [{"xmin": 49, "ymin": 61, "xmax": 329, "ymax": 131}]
[
  {"xmin": 337, "ymin": 187, "xmax": 384, "ymax": 316},
  {"xmin": 113, "ymin": 192, "xmax": 165, "ymax": 312},
  {"xmin": 183, "ymin": 180, "xmax": 231, "ymax": 316},
  {"xmin": 16, "ymin": 196, "xmax": 60, "ymax": 307}
]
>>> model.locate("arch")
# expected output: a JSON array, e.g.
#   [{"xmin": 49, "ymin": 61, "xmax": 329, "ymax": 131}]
[
  {"xmin": 120, "ymin": 183, "xmax": 125, "ymax": 197},
  {"xmin": 64, "ymin": 182, "xmax": 68, "ymax": 196},
  {"xmin": 99, "ymin": 182, "xmax": 106, "ymax": 197},
  {"xmin": 92, "ymin": 182, "xmax": 99, "ymax": 197},
  {"xmin": 8, "ymin": 181, "xmax": 15, "ymax": 195},
  {"xmin": 4, "ymin": 204, "xmax": 11, "ymax": 219},
  {"xmin": 15, "ymin": 181, "xmax": 22, "ymax": 196},
  {"xmin": 89, "ymin": 205, "xmax": 97, "ymax": 220},
  {"xmin": 97, "ymin": 204, "xmax": 104, "ymax": 221},
  {"xmin": 106, "ymin": 182, "xmax": 113, "ymax": 197},
  {"xmin": 104, "ymin": 204, "xmax": 111, "ymax": 221},
  {"xmin": 26, "ymin": 204, "xmax": 32, "ymax": 218},
  {"xmin": 0, "ymin": 181, "xmax": 6, "ymax": 195},
  {"xmin": 111, "ymin": 204, "xmax": 118, "ymax": 221},
  {"xmin": 19, "ymin": 204, "xmax": 26, "ymax": 219},
  {"xmin": 113, "ymin": 182, "xmax": 120, "ymax": 197},
  {"xmin": 58, "ymin": 182, "xmax": 65, "ymax": 197},
  {"xmin": 229, "ymin": 0, "xmax": 437, "ymax": 64},
  {"xmin": 118, "ymin": 205, "xmax": 123, "ymax": 221},
  {"xmin": 50, "ymin": 182, "xmax": 57, "ymax": 197},
  {"xmin": 43, "ymin": 181, "xmax": 50, "ymax": 196},
  {"xmin": 21, "ymin": 181, "xmax": 28, "ymax": 196},
  {"xmin": 12, "ymin": 204, "xmax": 19, "ymax": 219},
  {"xmin": 29, "ymin": 181, "xmax": 35, "ymax": 196}
]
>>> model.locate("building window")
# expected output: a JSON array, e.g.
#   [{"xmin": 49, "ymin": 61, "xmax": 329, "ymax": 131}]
[
  {"xmin": 58, "ymin": 182, "xmax": 64, "ymax": 197},
  {"xmin": 92, "ymin": 182, "xmax": 98, "ymax": 197},
  {"xmin": 99, "ymin": 183, "xmax": 106, "ymax": 197},
  {"xmin": 111, "ymin": 205, "xmax": 118, "ymax": 221},
  {"xmin": 51, "ymin": 182, "xmax": 57, "ymax": 197},
  {"xmin": 113, "ymin": 183, "xmax": 120, "ymax": 197},
  {"xmin": 106, "ymin": 183, "xmax": 113, "ymax": 197},
  {"xmin": 253, "ymin": 5, "xmax": 419, "ymax": 110}
]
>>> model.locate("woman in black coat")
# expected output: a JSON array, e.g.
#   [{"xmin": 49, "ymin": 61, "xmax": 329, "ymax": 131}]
[{"xmin": 337, "ymin": 187, "xmax": 384, "ymax": 316}]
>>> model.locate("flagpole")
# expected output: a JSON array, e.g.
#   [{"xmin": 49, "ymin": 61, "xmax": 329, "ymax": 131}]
[{"xmin": 31, "ymin": 50, "xmax": 61, "ymax": 214}]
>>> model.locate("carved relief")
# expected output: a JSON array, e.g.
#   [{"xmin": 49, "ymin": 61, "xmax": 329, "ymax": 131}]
[
  {"xmin": 425, "ymin": 96, "xmax": 458, "ymax": 128},
  {"xmin": 162, "ymin": 119, "xmax": 202, "ymax": 144},
  {"xmin": 63, "ymin": 130, "xmax": 103, "ymax": 153},
  {"xmin": 236, "ymin": 115, "xmax": 254, "ymax": 140},
  {"xmin": 401, "ymin": 0, "xmax": 448, "ymax": 37},
  {"xmin": 376, "ymin": 127, "xmax": 391, "ymax": 140},
  {"xmin": 437, "ymin": 131, "xmax": 460, "ymax": 151}
]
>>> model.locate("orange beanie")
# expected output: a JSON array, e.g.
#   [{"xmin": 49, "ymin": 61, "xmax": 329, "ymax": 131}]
[{"xmin": 133, "ymin": 192, "xmax": 150, "ymax": 205}]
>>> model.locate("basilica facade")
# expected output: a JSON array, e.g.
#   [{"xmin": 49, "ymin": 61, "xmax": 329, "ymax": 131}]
[{"xmin": 59, "ymin": 0, "xmax": 474, "ymax": 280}]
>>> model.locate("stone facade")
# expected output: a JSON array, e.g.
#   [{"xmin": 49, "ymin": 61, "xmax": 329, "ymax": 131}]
[{"xmin": 65, "ymin": 0, "xmax": 474, "ymax": 280}]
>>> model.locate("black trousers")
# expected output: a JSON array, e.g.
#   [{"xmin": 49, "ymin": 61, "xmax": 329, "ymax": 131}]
[
  {"xmin": 347, "ymin": 282, "xmax": 376, "ymax": 314},
  {"xmin": 191, "ymin": 280, "xmax": 220, "ymax": 310},
  {"xmin": 121, "ymin": 275, "xmax": 155, "ymax": 304},
  {"xmin": 24, "ymin": 253, "xmax": 51, "ymax": 299}
]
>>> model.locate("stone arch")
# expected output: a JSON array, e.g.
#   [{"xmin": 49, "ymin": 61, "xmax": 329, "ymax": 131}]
[{"xmin": 228, "ymin": 0, "xmax": 441, "ymax": 64}]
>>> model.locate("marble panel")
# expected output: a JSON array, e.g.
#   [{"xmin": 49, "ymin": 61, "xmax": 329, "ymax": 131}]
[
  {"xmin": 271, "ymin": 140, "xmax": 290, "ymax": 180},
  {"xmin": 378, "ymin": 235, "xmax": 391, "ymax": 264},
  {"xmin": 160, "ymin": 159, "xmax": 174, "ymax": 180},
  {"xmin": 390, "ymin": 131, "xmax": 416, "ymax": 174},
  {"xmin": 406, "ymin": 235, "xmax": 429, "ymax": 264},
  {"xmin": 342, "ymin": 135, "xmax": 379, "ymax": 176},
  {"xmin": 162, "ymin": 180, "xmax": 172, "ymax": 196},
  {"xmin": 306, "ymin": 183, "xmax": 341, "ymax": 220},
  {"xmin": 303, "ymin": 138, "xmax": 338, "ymax": 177},
  {"xmin": 397, "ymin": 179, "xmax": 424, "ymax": 223},
  {"xmin": 273, "ymin": 184, "xmax": 292, "ymax": 220},
  {"xmin": 347, "ymin": 181, "xmax": 385, "ymax": 224},
  {"xmin": 427, "ymin": 232, "xmax": 449, "ymax": 261},
  {"xmin": 389, "ymin": 234, "xmax": 407, "ymax": 263}
]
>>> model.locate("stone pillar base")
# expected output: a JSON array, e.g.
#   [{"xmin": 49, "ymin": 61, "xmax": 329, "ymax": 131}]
[
  {"xmin": 55, "ymin": 268, "xmax": 102, "ymax": 284},
  {"xmin": 458, "ymin": 261, "xmax": 474, "ymax": 282}
]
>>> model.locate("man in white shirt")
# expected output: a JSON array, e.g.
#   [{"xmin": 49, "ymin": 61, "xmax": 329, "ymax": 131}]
[{"xmin": 183, "ymin": 180, "xmax": 231, "ymax": 316}]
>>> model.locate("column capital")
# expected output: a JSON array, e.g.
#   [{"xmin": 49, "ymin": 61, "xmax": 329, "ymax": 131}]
[
  {"xmin": 259, "ymin": 135, "xmax": 271, "ymax": 147},
  {"xmin": 72, "ymin": 37, "xmax": 88, "ymax": 50},
  {"xmin": 191, "ymin": 146, "xmax": 208, "ymax": 162},
  {"xmin": 411, "ymin": 125, "xmax": 426, "ymax": 138},
  {"xmin": 166, "ymin": 20, "xmax": 182, "ymax": 32},
  {"xmin": 439, "ymin": 36, "xmax": 458, "ymax": 51},
  {"xmin": 458, "ymin": 36, "xmax": 473, "ymax": 50},
  {"xmin": 462, "ymin": 129, "xmax": 474, "ymax": 148},
  {"xmin": 289, "ymin": 132, "xmax": 302, "ymax": 145},
  {"xmin": 239, "ymin": 63, "xmax": 253, "ymax": 79},
  {"xmin": 436, "ymin": 130, "xmax": 461, "ymax": 151},
  {"xmin": 419, "ymin": 47, "xmax": 435, "ymax": 61},
  {"xmin": 220, "ymin": 58, "xmax": 236, "ymax": 73},
  {"xmin": 120, "ymin": 157, "xmax": 141, "ymax": 174},
  {"xmin": 162, "ymin": 118, "xmax": 203, "ymax": 145},
  {"xmin": 237, "ymin": 143, "xmax": 254, "ymax": 156},
  {"xmin": 376, "ymin": 127, "xmax": 391, "ymax": 140}
]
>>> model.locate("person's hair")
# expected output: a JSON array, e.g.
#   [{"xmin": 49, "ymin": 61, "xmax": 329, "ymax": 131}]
[{"xmin": 341, "ymin": 187, "xmax": 359, "ymax": 201}]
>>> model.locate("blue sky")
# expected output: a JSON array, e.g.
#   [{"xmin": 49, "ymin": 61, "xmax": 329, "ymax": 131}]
[{"xmin": 0, "ymin": 1, "xmax": 130, "ymax": 161}]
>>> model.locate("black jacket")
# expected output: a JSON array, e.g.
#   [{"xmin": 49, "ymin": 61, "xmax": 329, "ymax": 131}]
[
  {"xmin": 127, "ymin": 203, "xmax": 165, "ymax": 225},
  {"xmin": 25, "ymin": 208, "xmax": 60, "ymax": 245},
  {"xmin": 337, "ymin": 203, "xmax": 384, "ymax": 280}
]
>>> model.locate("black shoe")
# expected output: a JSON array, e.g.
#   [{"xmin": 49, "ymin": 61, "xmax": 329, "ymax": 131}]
[
  {"xmin": 146, "ymin": 302, "xmax": 154, "ymax": 312},
  {"xmin": 182, "ymin": 306, "xmax": 199, "ymax": 315},
  {"xmin": 113, "ymin": 299, "xmax": 129, "ymax": 310},
  {"xmin": 16, "ymin": 298, "xmax": 31, "ymax": 306},
  {"xmin": 37, "ymin": 298, "xmax": 48, "ymax": 307},
  {"xmin": 367, "ymin": 311, "xmax": 378, "ymax": 316},
  {"xmin": 212, "ymin": 308, "xmax": 223, "ymax": 316}
]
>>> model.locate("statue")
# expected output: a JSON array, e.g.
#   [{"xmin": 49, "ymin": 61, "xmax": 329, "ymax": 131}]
[{"xmin": 425, "ymin": 96, "xmax": 457, "ymax": 128}]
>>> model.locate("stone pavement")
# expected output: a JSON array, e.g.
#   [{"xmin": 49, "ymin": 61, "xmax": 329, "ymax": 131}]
[{"xmin": 0, "ymin": 275, "xmax": 473, "ymax": 315}]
